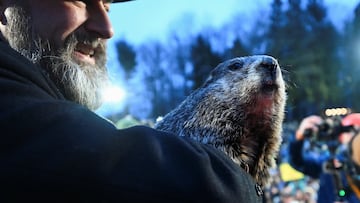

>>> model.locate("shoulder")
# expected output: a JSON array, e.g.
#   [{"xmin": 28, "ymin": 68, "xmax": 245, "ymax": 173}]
[
  {"xmin": 112, "ymin": 126, "xmax": 264, "ymax": 202},
  {"xmin": 0, "ymin": 123, "xmax": 263, "ymax": 202}
]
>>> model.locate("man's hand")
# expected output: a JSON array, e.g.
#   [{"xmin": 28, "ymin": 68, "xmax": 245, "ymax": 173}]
[{"xmin": 296, "ymin": 115, "xmax": 323, "ymax": 141}]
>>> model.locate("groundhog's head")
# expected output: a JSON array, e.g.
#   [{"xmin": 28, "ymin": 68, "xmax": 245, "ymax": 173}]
[
  {"xmin": 204, "ymin": 55, "xmax": 285, "ymax": 113},
  {"xmin": 202, "ymin": 55, "xmax": 286, "ymax": 186}
]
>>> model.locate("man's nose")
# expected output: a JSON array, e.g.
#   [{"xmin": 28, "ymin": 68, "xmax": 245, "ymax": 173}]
[{"xmin": 85, "ymin": 3, "xmax": 114, "ymax": 39}]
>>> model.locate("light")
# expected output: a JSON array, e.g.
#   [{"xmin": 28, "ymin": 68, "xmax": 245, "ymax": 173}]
[
  {"xmin": 324, "ymin": 108, "xmax": 351, "ymax": 117},
  {"xmin": 338, "ymin": 189, "xmax": 346, "ymax": 197},
  {"xmin": 156, "ymin": 116, "xmax": 164, "ymax": 123},
  {"xmin": 101, "ymin": 85, "xmax": 126, "ymax": 103}
]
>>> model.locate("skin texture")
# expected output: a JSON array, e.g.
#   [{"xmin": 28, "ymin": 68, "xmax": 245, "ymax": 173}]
[
  {"xmin": 0, "ymin": 0, "xmax": 113, "ymax": 48},
  {"xmin": 155, "ymin": 55, "xmax": 287, "ymax": 187},
  {"xmin": 27, "ymin": 0, "xmax": 113, "ymax": 66},
  {"xmin": 295, "ymin": 115, "xmax": 323, "ymax": 141},
  {"xmin": 0, "ymin": 0, "xmax": 114, "ymax": 109}
]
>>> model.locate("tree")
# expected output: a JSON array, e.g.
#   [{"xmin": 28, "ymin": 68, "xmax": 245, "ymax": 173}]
[
  {"xmin": 166, "ymin": 34, "xmax": 193, "ymax": 108},
  {"xmin": 342, "ymin": 3, "xmax": 360, "ymax": 112},
  {"xmin": 190, "ymin": 35, "xmax": 223, "ymax": 90},
  {"xmin": 225, "ymin": 38, "xmax": 250, "ymax": 58},
  {"xmin": 135, "ymin": 41, "xmax": 171, "ymax": 118},
  {"xmin": 264, "ymin": 0, "xmax": 341, "ymax": 120},
  {"xmin": 301, "ymin": 0, "xmax": 342, "ymax": 113},
  {"xmin": 116, "ymin": 40, "xmax": 137, "ymax": 80},
  {"xmin": 265, "ymin": 0, "xmax": 287, "ymax": 56}
]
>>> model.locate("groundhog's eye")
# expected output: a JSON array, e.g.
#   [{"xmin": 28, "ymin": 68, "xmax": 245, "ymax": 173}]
[{"xmin": 228, "ymin": 62, "xmax": 243, "ymax": 71}]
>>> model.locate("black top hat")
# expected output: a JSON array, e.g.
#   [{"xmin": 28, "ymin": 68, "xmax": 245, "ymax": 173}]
[{"xmin": 112, "ymin": 0, "xmax": 133, "ymax": 2}]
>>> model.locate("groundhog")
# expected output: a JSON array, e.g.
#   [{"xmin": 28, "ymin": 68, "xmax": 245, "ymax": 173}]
[{"xmin": 155, "ymin": 55, "xmax": 286, "ymax": 187}]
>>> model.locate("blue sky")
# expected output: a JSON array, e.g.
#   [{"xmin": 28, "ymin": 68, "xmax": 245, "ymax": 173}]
[
  {"xmin": 108, "ymin": 0, "xmax": 268, "ymax": 45},
  {"xmin": 108, "ymin": 0, "xmax": 359, "ymax": 45}
]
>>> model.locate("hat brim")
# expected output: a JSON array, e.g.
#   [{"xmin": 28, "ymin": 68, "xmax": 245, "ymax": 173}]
[{"xmin": 112, "ymin": 0, "xmax": 133, "ymax": 3}]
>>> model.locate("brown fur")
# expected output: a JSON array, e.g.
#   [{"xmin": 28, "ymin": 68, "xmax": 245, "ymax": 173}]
[{"xmin": 155, "ymin": 55, "xmax": 286, "ymax": 186}]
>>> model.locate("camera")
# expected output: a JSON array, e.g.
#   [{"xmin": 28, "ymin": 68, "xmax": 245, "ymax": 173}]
[
  {"xmin": 304, "ymin": 108, "xmax": 355, "ymax": 149},
  {"xmin": 304, "ymin": 116, "xmax": 354, "ymax": 143},
  {"xmin": 302, "ymin": 109, "xmax": 360, "ymax": 199}
]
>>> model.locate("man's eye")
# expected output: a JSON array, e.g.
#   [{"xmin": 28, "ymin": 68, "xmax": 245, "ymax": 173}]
[
  {"xmin": 72, "ymin": 0, "xmax": 110, "ymax": 12},
  {"xmin": 71, "ymin": 0, "xmax": 87, "ymax": 8}
]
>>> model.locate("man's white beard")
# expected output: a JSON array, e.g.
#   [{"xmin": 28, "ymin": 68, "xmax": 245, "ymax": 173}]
[{"xmin": 4, "ymin": 6, "xmax": 109, "ymax": 110}]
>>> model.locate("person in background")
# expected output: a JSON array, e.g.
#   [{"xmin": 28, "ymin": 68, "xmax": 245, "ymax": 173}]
[
  {"xmin": 289, "ymin": 114, "xmax": 360, "ymax": 203},
  {"xmin": 345, "ymin": 114, "xmax": 360, "ymax": 200},
  {"xmin": 350, "ymin": 133, "xmax": 360, "ymax": 166},
  {"xmin": 0, "ymin": 0, "xmax": 262, "ymax": 202}
]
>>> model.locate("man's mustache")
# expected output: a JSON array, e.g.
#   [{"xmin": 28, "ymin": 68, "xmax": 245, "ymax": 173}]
[{"xmin": 66, "ymin": 32, "xmax": 105, "ymax": 53}]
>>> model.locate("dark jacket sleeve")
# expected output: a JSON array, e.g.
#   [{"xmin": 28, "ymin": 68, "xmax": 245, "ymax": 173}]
[
  {"xmin": 0, "ymin": 103, "xmax": 262, "ymax": 202},
  {"xmin": 0, "ymin": 42, "xmax": 262, "ymax": 202},
  {"xmin": 288, "ymin": 138, "xmax": 324, "ymax": 178}
]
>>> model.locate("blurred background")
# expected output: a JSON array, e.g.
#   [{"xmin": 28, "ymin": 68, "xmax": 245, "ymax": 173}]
[
  {"xmin": 97, "ymin": 0, "xmax": 360, "ymax": 123},
  {"xmin": 97, "ymin": 1, "xmax": 360, "ymax": 202}
]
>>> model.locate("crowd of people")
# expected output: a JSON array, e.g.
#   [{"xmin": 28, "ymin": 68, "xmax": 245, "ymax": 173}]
[
  {"xmin": 262, "ymin": 114, "xmax": 360, "ymax": 203},
  {"xmin": 263, "ymin": 167, "xmax": 318, "ymax": 203}
]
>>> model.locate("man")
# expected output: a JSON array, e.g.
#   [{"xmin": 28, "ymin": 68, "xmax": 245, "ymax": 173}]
[
  {"xmin": 344, "ymin": 114, "xmax": 360, "ymax": 200},
  {"xmin": 0, "ymin": 0, "xmax": 262, "ymax": 202},
  {"xmin": 289, "ymin": 114, "xmax": 360, "ymax": 203}
]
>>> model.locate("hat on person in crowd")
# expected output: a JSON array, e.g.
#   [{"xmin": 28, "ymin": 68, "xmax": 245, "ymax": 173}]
[
  {"xmin": 338, "ymin": 113, "xmax": 360, "ymax": 144},
  {"xmin": 342, "ymin": 113, "xmax": 360, "ymax": 127}
]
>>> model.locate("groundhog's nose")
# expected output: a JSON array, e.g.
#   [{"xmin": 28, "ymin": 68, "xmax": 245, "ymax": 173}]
[
  {"xmin": 258, "ymin": 57, "xmax": 278, "ymax": 81},
  {"xmin": 260, "ymin": 57, "xmax": 277, "ymax": 73}
]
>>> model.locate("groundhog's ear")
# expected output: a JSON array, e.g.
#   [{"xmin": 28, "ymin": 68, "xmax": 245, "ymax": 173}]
[
  {"xmin": 202, "ymin": 69, "xmax": 218, "ymax": 86},
  {"xmin": 204, "ymin": 75, "xmax": 213, "ymax": 83}
]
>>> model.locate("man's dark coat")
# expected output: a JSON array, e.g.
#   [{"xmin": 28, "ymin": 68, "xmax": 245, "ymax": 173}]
[{"xmin": 0, "ymin": 41, "xmax": 262, "ymax": 202}]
